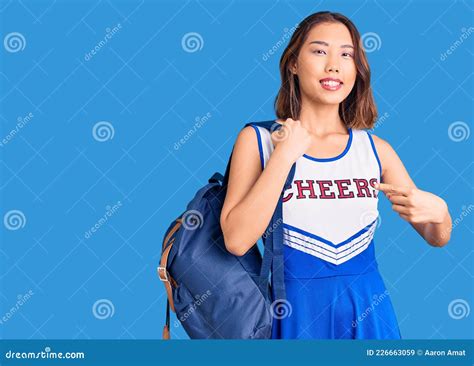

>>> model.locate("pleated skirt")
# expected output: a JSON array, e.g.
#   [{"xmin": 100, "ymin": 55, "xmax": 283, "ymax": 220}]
[{"xmin": 271, "ymin": 269, "xmax": 401, "ymax": 339}]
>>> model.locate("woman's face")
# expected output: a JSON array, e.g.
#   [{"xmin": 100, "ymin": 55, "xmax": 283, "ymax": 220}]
[{"xmin": 292, "ymin": 22, "xmax": 357, "ymax": 106}]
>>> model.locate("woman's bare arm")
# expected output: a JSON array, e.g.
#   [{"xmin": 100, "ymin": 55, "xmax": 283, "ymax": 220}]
[
  {"xmin": 372, "ymin": 135, "xmax": 452, "ymax": 247},
  {"xmin": 220, "ymin": 126, "xmax": 293, "ymax": 256},
  {"xmin": 220, "ymin": 119, "xmax": 311, "ymax": 256}
]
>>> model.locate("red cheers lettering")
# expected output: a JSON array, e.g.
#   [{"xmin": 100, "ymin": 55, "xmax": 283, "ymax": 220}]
[{"xmin": 283, "ymin": 178, "xmax": 378, "ymax": 201}]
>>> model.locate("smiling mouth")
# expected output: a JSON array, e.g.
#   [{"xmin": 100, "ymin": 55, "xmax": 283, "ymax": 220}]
[
  {"xmin": 319, "ymin": 78, "xmax": 343, "ymax": 91},
  {"xmin": 320, "ymin": 79, "xmax": 343, "ymax": 86}
]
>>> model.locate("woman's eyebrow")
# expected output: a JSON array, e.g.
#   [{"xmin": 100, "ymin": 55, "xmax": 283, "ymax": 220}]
[{"xmin": 309, "ymin": 40, "xmax": 354, "ymax": 49}]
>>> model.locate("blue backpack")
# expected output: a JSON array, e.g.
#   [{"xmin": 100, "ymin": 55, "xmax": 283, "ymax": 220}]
[{"xmin": 157, "ymin": 120, "xmax": 295, "ymax": 339}]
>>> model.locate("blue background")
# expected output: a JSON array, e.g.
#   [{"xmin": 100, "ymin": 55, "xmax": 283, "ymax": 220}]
[{"xmin": 0, "ymin": 0, "xmax": 472, "ymax": 340}]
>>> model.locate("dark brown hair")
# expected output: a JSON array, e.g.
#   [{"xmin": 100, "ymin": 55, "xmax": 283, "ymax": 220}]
[{"xmin": 274, "ymin": 11, "xmax": 377, "ymax": 129}]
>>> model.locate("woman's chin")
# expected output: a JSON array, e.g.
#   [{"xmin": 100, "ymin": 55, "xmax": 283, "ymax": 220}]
[{"xmin": 312, "ymin": 94, "xmax": 345, "ymax": 106}]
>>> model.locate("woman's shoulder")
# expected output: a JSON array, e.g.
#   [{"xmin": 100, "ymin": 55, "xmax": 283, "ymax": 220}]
[
  {"xmin": 363, "ymin": 131, "xmax": 403, "ymax": 177},
  {"xmin": 367, "ymin": 131, "xmax": 393, "ymax": 156},
  {"xmin": 352, "ymin": 128, "xmax": 392, "ymax": 152},
  {"xmin": 236, "ymin": 121, "xmax": 274, "ymax": 146},
  {"xmin": 233, "ymin": 123, "xmax": 267, "ymax": 156}
]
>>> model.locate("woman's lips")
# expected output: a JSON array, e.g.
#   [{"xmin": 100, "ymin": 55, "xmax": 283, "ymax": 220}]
[{"xmin": 319, "ymin": 78, "xmax": 343, "ymax": 91}]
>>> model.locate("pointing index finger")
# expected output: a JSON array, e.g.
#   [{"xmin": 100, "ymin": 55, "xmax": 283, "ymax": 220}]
[{"xmin": 375, "ymin": 183, "xmax": 411, "ymax": 196}]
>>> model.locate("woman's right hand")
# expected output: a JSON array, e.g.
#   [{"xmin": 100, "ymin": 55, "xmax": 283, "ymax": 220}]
[{"xmin": 271, "ymin": 118, "xmax": 312, "ymax": 163}]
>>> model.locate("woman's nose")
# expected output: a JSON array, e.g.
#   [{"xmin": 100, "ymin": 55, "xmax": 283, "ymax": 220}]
[
  {"xmin": 325, "ymin": 64, "xmax": 340, "ymax": 73},
  {"xmin": 325, "ymin": 53, "xmax": 340, "ymax": 73}
]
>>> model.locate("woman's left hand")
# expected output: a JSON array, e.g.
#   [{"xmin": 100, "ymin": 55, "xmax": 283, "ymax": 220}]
[{"xmin": 374, "ymin": 182, "xmax": 448, "ymax": 224}]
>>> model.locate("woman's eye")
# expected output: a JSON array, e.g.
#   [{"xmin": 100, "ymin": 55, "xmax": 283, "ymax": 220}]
[
  {"xmin": 312, "ymin": 49, "xmax": 326, "ymax": 55},
  {"xmin": 342, "ymin": 52, "xmax": 354, "ymax": 58}
]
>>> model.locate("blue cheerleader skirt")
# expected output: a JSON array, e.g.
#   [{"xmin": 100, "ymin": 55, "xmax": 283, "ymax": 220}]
[{"xmin": 271, "ymin": 248, "xmax": 402, "ymax": 339}]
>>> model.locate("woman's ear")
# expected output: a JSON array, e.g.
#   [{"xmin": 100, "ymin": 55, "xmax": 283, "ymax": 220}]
[{"xmin": 290, "ymin": 61, "xmax": 297, "ymax": 75}]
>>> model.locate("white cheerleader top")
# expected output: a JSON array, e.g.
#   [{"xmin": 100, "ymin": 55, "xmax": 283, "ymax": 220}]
[{"xmin": 251, "ymin": 123, "xmax": 383, "ymax": 278}]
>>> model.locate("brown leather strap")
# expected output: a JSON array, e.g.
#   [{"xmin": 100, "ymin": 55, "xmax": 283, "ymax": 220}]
[
  {"xmin": 158, "ymin": 243, "xmax": 177, "ymax": 312},
  {"xmin": 163, "ymin": 219, "xmax": 182, "ymax": 250},
  {"xmin": 158, "ymin": 219, "xmax": 182, "ymax": 339},
  {"xmin": 162, "ymin": 325, "xmax": 170, "ymax": 339},
  {"xmin": 158, "ymin": 219, "xmax": 182, "ymax": 314},
  {"xmin": 163, "ymin": 298, "xmax": 171, "ymax": 340}
]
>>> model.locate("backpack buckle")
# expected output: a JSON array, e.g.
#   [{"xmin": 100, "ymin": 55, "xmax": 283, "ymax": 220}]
[{"xmin": 157, "ymin": 266, "xmax": 169, "ymax": 282}]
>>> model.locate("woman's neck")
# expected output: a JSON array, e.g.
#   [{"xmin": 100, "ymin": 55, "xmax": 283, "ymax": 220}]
[{"xmin": 298, "ymin": 96, "xmax": 347, "ymax": 136}]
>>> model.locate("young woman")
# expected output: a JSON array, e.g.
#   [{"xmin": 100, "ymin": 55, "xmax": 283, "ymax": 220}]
[{"xmin": 220, "ymin": 11, "xmax": 452, "ymax": 339}]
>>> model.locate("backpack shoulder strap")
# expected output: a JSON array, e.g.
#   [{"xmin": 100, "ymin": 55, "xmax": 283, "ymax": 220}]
[
  {"xmin": 221, "ymin": 120, "xmax": 296, "ymax": 302},
  {"xmin": 243, "ymin": 121, "xmax": 294, "ymax": 302}
]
